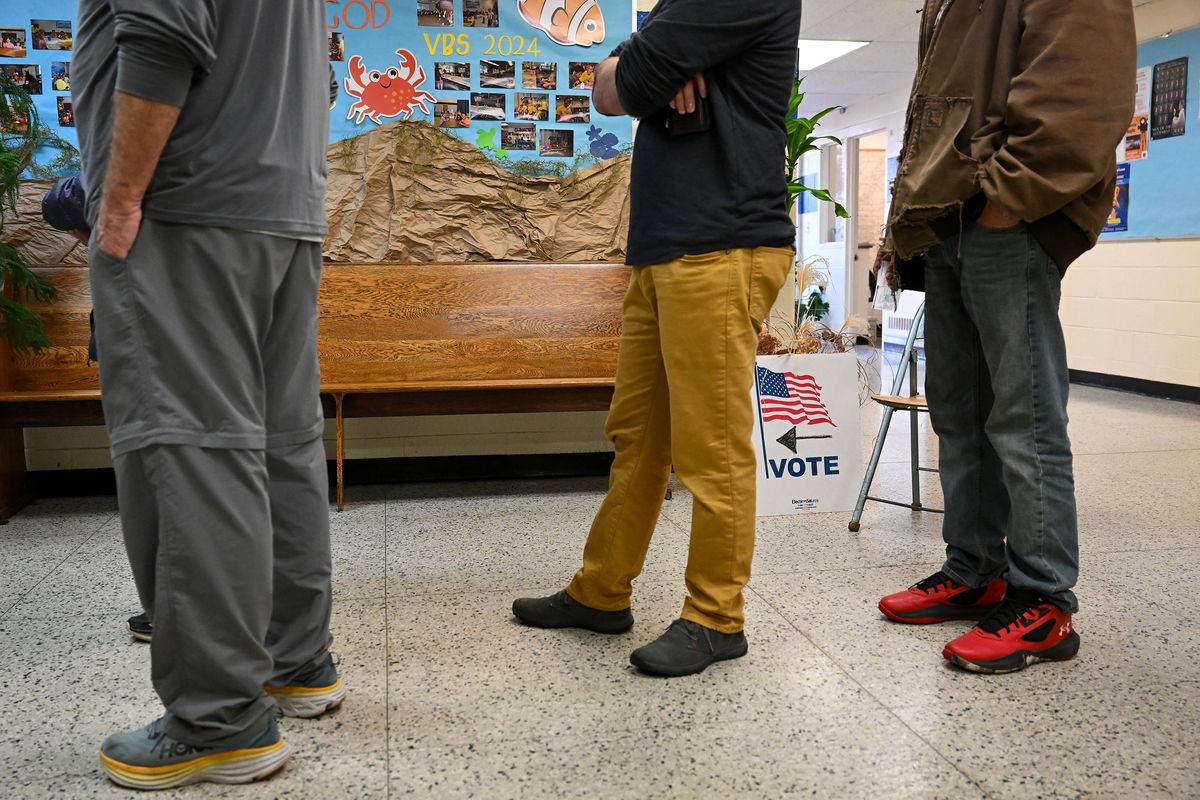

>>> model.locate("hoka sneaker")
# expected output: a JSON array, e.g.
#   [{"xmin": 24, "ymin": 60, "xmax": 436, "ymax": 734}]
[
  {"xmin": 879, "ymin": 571, "xmax": 1007, "ymax": 624},
  {"xmin": 99, "ymin": 714, "xmax": 290, "ymax": 790},
  {"xmin": 266, "ymin": 653, "xmax": 346, "ymax": 718},
  {"xmin": 943, "ymin": 590, "xmax": 1080, "ymax": 674},
  {"xmin": 126, "ymin": 612, "xmax": 152, "ymax": 643}
]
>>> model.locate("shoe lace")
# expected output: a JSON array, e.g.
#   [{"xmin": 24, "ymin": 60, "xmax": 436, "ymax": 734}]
[
  {"xmin": 913, "ymin": 571, "xmax": 954, "ymax": 593},
  {"xmin": 978, "ymin": 595, "xmax": 1043, "ymax": 635}
]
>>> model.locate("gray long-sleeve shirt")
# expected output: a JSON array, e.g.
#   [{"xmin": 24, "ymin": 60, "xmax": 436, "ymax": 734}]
[{"xmin": 72, "ymin": 0, "xmax": 330, "ymax": 238}]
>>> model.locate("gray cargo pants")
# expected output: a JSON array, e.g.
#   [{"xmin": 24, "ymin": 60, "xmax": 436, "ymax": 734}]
[{"xmin": 90, "ymin": 219, "xmax": 332, "ymax": 746}]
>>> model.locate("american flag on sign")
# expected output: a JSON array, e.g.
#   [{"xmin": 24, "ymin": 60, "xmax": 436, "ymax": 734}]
[{"xmin": 755, "ymin": 366, "xmax": 836, "ymax": 426}]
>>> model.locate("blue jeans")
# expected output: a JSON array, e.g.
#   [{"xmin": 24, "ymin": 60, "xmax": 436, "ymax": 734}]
[{"xmin": 923, "ymin": 222, "xmax": 1079, "ymax": 612}]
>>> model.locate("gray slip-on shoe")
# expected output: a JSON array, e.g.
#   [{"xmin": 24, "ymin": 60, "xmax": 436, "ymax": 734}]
[
  {"xmin": 512, "ymin": 589, "xmax": 633, "ymax": 634},
  {"xmin": 630, "ymin": 618, "xmax": 748, "ymax": 677}
]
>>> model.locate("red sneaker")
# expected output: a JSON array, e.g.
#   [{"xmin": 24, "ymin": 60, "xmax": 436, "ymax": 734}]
[
  {"xmin": 879, "ymin": 571, "xmax": 1007, "ymax": 624},
  {"xmin": 943, "ymin": 593, "xmax": 1080, "ymax": 674}
]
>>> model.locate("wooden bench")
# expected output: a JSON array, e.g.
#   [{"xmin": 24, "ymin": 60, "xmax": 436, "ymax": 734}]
[{"xmin": 0, "ymin": 262, "xmax": 629, "ymax": 518}]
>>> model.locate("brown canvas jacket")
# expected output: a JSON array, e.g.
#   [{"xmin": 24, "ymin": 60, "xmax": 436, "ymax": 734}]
[{"xmin": 886, "ymin": 0, "xmax": 1137, "ymax": 274}]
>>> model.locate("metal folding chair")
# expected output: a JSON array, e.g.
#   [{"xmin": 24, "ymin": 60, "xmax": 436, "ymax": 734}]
[{"xmin": 849, "ymin": 301, "xmax": 942, "ymax": 532}]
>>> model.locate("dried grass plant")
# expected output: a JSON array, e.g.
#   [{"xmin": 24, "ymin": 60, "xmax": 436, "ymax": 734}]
[{"xmin": 758, "ymin": 257, "xmax": 881, "ymax": 404}]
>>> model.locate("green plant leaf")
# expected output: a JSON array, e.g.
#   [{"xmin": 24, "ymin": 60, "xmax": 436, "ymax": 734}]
[
  {"xmin": 0, "ymin": 69, "xmax": 60, "ymax": 351},
  {"xmin": 783, "ymin": 79, "xmax": 848, "ymax": 221}
]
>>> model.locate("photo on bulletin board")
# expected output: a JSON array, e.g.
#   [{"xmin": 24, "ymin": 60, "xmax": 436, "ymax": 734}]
[
  {"xmin": 501, "ymin": 121, "xmax": 536, "ymax": 150},
  {"xmin": 522, "ymin": 61, "xmax": 556, "ymax": 90},
  {"xmin": 434, "ymin": 99, "xmax": 470, "ymax": 128},
  {"xmin": 463, "ymin": 0, "xmax": 498, "ymax": 28},
  {"xmin": 0, "ymin": 27, "xmax": 26, "ymax": 57},
  {"xmin": 513, "ymin": 92, "xmax": 548, "ymax": 121},
  {"xmin": 417, "ymin": 0, "xmax": 454, "ymax": 27},
  {"xmin": 55, "ymin": 95, "xmax": 73, "ymax": 127},
  {"xmin": 31, "ymin": 19, "xmax": 71, "ymax": 51},
  {"xmin": 539, "ymin": 128, "xmax": 573, "ymax": 157},
  {"xmin": 50, "ymin": 60, "xmax": 69, "ymax": 91},
  {"xmin": 568, "ymin": 61, "xmax": 596, "ymax": 90},
  {"xmin": 470, "ymin": 91, "xmax": 505, "ymax": 120},
  {"xmin": 479, "ymin": 59, "xmax": 515, "ymax": 88},
  {"xmin": 328, "ymin": 31, "xmax": 345, "ymax": 62},
  {"xmin": 2, "ymin": 63, "xmax": 40, "ymax": 94},
  {"xmin": 435, "ymin": 62, "xmax": 470, "ymax": 90},
  {"xmin": 2, "ymin": 98, "xmax": 29, "ymax": 132},
  {"xmin": 556, "ymin": 94, "xmax": 590, "ymax": 123},
  {"xmin": 1151, "ymin": 57, "xmax": 1187, "ymax": 140}
]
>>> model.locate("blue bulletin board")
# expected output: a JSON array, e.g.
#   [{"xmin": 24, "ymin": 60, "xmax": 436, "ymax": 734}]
[
  {"xmin": 0, "ymin": 7, "xmax": 78, "ymax": 161},
  {"xmin": 1104, "ymin": 25, "xmax": 1200, "ymax": 240},
  {"xmin": 1, "ymin": 0, "xmax": 635, "ymax": 172},
  {"xmin": 326, "ymin": 0, "xmax": 633, "ymax": 162}
]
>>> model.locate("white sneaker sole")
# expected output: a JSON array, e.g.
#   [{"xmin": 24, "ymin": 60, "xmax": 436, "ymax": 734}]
[
  {"xmin": 126, "ymin": 622, "xmax": 152, "ymax": 643},
  {"xmin": 100, "ymin": 738, "xmax": 292, "ymax": 790},
  {"xmin": 268, "ymin": 679, "xmax": 347, "ymax": 718}
]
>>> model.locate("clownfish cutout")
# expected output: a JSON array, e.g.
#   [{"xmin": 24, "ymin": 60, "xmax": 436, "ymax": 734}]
[{"xmin": 518, "ymin": 0, "xmax": 605, "ymax": 47}]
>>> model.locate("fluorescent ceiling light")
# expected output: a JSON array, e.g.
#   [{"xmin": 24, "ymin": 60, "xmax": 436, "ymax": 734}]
[{"xmin": 797, "ymin": 39, "xmax": 869, "ymax": 71}]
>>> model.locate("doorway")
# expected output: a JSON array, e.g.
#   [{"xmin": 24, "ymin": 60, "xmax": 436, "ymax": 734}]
[{"xmin": 846, "ymin": 130, "xmax": 888, "ymax": 336}]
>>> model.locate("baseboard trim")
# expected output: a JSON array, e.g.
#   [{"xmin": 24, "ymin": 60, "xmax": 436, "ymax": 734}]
[
  {"xmin": 26, "ymin": 452, "xmax": 617, "ymax": 499},
  {"xmin": 1068, "ymin": 370, "xmax": 1199, "ymax": 403}
]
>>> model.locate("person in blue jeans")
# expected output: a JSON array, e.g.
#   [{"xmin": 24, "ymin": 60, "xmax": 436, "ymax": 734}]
[{"xmin": 875, "ymin": 0, "xmax": 1136, "ymax": 673}]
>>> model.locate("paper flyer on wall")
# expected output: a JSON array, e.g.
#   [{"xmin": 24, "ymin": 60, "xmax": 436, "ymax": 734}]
[
  {"xmin": 1151, "ymin": 57, "xmax": 1188, "ymax": 140},
  {"xmin": 1102, "ymin": 163, "xmax": 1130, "ymax": 234},
  {"xmin": 1118, "ymin": 65, "xmax": 1151, "ymax": 163}
]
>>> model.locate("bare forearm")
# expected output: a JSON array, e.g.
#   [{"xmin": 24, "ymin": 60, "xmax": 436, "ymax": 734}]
[
  {"xmin": 102, "ymin": 90, "xmax": 181, "ymax": 213},
  {"xmin": 94, "ymin": 90, "xmax": 181, "ymax": 258},
  {"xmin": 593, "ymin": 57, "xmax": 626, "ymax": 117}
]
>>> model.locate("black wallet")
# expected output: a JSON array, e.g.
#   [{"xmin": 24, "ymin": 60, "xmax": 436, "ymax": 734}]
[{"xmin": 664, "ymin": 95, "xmax": 711, "ymax": 137}]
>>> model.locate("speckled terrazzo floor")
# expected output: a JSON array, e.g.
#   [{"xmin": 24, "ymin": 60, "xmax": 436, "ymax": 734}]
[{"xmin": 1, "ymin": 384, "xmax": 1197, "ymax": 799}]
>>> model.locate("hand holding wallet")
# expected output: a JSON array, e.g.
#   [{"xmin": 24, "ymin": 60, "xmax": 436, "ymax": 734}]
[
  {"xmin": 664, "ymin": 73, "xmax": 711, "ymax": 137},
  {"xmin": 665, "ymin": 95, "xmax": 711, "ymax": 137}
]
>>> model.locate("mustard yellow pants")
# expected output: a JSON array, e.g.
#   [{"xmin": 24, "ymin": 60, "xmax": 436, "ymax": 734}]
[{"xmin": 567, "ymin": 246, "xmax": 794, "ymax": 633}]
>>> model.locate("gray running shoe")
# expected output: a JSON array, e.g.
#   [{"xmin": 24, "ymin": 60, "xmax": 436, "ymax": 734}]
[
  {"xmin": 266, "ymin": 653, "xmax": 346, "ymax": 718},
  {"xmin": 630, "ymin": 619, "xmax": 748, "ymax": 677},
  {"xmin": 512, "ymin": 590, "xmax": 634, "ymax": 634},
  {"xmin": 100, "ymin": 714, "xmax": 290, "ymax": 790},
  {"xmin": 126, "ymin": 612, "xmax": 152, "ymax": 643}
]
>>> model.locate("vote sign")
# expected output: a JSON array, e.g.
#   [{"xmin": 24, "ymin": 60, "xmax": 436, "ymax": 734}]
[{"xmin": 752, "ymin": 352, "xmax": 863, "ymax": 516}]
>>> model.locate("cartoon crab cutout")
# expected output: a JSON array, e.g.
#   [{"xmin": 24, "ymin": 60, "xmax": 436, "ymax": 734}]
[{"xmin": 344, "ymin": 48, "xmax": 435, "ymax": 125}]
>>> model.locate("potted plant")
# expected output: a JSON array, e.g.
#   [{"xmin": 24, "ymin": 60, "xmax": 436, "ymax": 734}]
[
  {"xmin": 751, "ymin": 79, "xmax": 870, "ymax": 516},
  {"xmin": 0, "ymin": 70, "xmax": 72, "ymax": 352},
  {"xmin": 761, "ymin": 78, "xmax": 862, "ymax": 360}
]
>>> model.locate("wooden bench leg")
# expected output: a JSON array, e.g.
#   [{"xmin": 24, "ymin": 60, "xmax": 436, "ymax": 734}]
[
  {"xmin": 0, "ymin": 428, "xmax": 29, "ymax": 523},
  {"xmin": 335, "ymin": 393, "xmax": 345, "ymax": 513}
]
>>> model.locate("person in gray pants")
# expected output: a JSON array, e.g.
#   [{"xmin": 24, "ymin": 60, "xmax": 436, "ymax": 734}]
[{"xmin": 73, "ymin": 0, "xmax": 342, "ymax": 789}]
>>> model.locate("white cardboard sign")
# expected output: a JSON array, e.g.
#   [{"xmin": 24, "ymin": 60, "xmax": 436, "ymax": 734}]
[{"xmin": 752, "ymin": 352, "xmax": 863, "ymax": 516}]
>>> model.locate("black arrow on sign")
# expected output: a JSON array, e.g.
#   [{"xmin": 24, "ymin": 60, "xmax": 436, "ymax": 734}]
[{"xmin": 775, "ymin": 425, "xmax": 834, "ymax": 454}]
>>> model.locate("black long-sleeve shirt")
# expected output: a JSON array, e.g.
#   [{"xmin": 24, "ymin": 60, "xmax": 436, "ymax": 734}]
[{"xmin": 613, "ymin": 0, "xmax": 801, "ymax": 267}]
